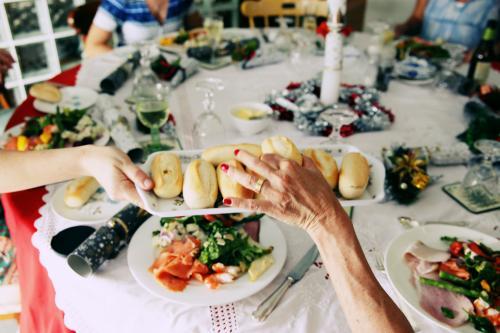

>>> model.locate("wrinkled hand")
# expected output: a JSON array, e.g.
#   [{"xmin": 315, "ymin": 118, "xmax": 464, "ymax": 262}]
[
  {"xmin": 0, "ymin": 49, "xmax": 15, "ymax": 85},
  {"xmin": 81, "ymin": 146, "xmax": 153, "ymax": 207},
  {"xmin": 222, "ymin": 150, "xmax": 343, "ymax": 233}
]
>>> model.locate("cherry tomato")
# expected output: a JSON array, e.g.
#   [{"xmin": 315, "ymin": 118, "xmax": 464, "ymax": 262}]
[
  {"xmin": 439, "ymin": 259, "xmax": 470, "ymax": 280},
  {"xmin": 4, "ymin": 137, "xmax": 18, "ymax": 150},
  {"xmin": 203, "ymin": 214, "xmax": 217, "ymax": 222},
  {"xmin": 449, "ymin": 241, "xmax": 463, "ymax": 256},
  {"xmin": 468, "ymin": 242, "xmax": 489, "ymax": 258}
]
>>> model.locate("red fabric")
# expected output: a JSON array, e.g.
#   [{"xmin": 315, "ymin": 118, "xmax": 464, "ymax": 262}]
[
  {"xmin": 2, "ymin": 65, "xmax": 81, "ymax": 333},
  {"xmin": 493, "ymin": 61, "xmax": 500, "ymax": 72}
]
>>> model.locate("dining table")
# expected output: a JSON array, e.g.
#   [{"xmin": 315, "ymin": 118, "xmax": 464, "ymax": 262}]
[{"xmin": 2, "ymin": 30, "xmax": 500, "ymax": 333}]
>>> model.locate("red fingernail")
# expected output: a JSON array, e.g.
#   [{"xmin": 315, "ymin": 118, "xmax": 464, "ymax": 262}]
[
  {"xmin": 223, "ymin": 198, "xmax": 232, "ymax": 206},
  {"xmin": 220, "ymin": 163, "xmax": 229, "ymax": 172},
  {"xmin": 234, "ymin": 149, "xmax": 240, "ymax": 156}
]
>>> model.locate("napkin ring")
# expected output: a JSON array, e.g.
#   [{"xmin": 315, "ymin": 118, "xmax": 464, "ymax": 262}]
[{"xmin": 108, "ymin": 217, "xmax": 129, "ymax": 239}]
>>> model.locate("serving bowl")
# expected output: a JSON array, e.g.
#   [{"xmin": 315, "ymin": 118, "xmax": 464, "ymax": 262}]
[{"xmin": 229, "ymin": 102, "xmax": 272, "ymax": 136}]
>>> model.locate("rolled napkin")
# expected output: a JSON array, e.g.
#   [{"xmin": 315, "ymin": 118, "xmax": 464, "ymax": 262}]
[
  {"xmin": 100, "ymin": 51, "xmax": 140, "ymax": 95},
  {"xmin": 151, "ymin": 54, "xmax": 198, "ymax": 87},
  {"xmin": 241, "ymin": 48, "xmax": 285, "ymax": 70},
  {"xmin": 67, "ymin": 204, "xmax": 151, "ymax": 277},
  {"xmin": 99, "ymin": 95, "xmax": 144, "ymax": 162},
  {"xmin": 426, "ymin": 143, "xmax": 471, "ymax": 166}
]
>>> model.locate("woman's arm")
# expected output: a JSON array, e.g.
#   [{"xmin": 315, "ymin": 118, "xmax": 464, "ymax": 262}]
[
  {"xmin": 395, "ymin": 0, "xmax": 428, "ymax": 37},
  {"xmin": 0, "ymin": 145, "xmax": 152, "ymax": 206},
  {"xmin": 222, "ymin": 150, "xmax": 412, "ymax": 333},
  {"xmin": 309, "ymin": 208, "xmax": 412, "ymax": 332},
  {"xmin": 84, "ymin": 24, "xmax": 113, "ymax": 57}
]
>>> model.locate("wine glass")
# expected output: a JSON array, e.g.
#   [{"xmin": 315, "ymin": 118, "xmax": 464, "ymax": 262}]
[
  {"xmin": 204, "ymin": 15, "xmax": 224, "ymax": 63},
  {"xmin": 319, "ymin": 106, "xmax": 358, "ymax": 144},
  {"xmin": 193, "ymin": 78, "xmax": 225, "ymax": 148},
  {"xmin": 134, "ymin": 82, "xmax": 171, "ymax": 154},
  {"xmin": 130, "ymin": 42, "xmax": 160, "ymax": 104},
  {"xmin": 462, "ymin": 139, "xmax": 500, "ymax": 196}
]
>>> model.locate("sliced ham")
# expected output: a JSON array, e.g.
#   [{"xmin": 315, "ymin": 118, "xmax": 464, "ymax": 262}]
[
  {"xmin": 406, "ymin": 241, "xmax": 451, "ymax": 263},
  {"xmin": 419, "ymin": 284, "xmax": 473, "ymax": 327},
  {"xmin": 243, "ymin": 221, "xmax": 260, "ymax": 242},
  {"xmin": 404, "ymin": 241, "xmax": 473, "ymax": 328}
]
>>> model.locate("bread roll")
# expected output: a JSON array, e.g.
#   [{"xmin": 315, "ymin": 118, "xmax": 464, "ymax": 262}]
[
  {"xmin": 303, "ymin": 148, "xmax": 339, "ymax": 189},
  {"xmin": 183, "ymin": 159, "xmax": 218, "ymax": 209},
  {"xmin": 64, "ymin": 176, "xmax": 100, "ymax": 208},
  {"xmin": 216, "ymin": 160, "xmax": 254, "ymax": 199},
  {"xmin": 338, "ymin": 152, "xmax": 370, "ymax": 199},
  {"xmin": 29, "ymin": 83, "xmax": 62, "ymax": 103},
  {"xmin": 151, "ymin": 153, "xmax": 183, "ymax": 198},
  {"xmin": 202, "ymin": 144, "xmax": 262, "ymax": 165},
  {"xmin": 261, "ymin": 136, "xmax": 302, "ymax": 165}
]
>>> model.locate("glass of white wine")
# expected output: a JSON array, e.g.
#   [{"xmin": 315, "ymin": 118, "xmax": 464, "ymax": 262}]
[
  {"xmin": 204, "ymin": 15, "xmax": 224, "ymax": 62},
  {"xmin": 134, "ymin": 82, "xmax": 171, "ymax": 154}
]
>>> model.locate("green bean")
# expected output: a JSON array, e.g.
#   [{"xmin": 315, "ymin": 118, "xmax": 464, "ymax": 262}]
[{"xmin": 419, "ymin": 277, "xmax": 480, "ymax": 299}]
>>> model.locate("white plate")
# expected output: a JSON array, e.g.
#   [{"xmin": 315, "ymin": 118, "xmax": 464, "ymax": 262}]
[
  {"xmin": 50, "ymin": 183, "xmax": 127, "ymax": 225},
  {"xmin": 136, "ymin": 144, "xmax": 385, "ymax": 217},
  {"xmin": 0, "ymin": 120, "xmax": 110, "ymax": 148},
  {"xmin": 159, "ymin": 28, "xmax": 257, "ymax": 52},
  {"xmin": 384, "ymin": 225, "xmax": 500, "ymax": 333},
  {"xmin": 33, "ymin": 87, "xmax": 98, "ymax": 114},
  {"xmin": 128, "ymin": 215, "xmax": 287, "ymax": 306}
]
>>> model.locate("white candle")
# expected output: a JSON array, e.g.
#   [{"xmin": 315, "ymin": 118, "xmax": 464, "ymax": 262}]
[{"xmin": 320, "ymin": 27, "xmax": 343, "ymax": 105}]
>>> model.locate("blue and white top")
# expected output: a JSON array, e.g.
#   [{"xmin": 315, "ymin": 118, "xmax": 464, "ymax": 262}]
[
  {"xmin": 93, "ymin": 0, "xmax": 194, "ymax": 46},
  {"xmin": 422, "ymin": 0, "xmax": 499, "ymax": 49}
]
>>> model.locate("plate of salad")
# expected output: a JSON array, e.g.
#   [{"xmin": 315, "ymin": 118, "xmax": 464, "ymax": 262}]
[
  {"xmin": 0, "ymin": 109, "xmax": 109, "ymax": 151},
  {"xmin": 385, "ymin": 225, "xmax": 499, "ymax": 333},
  {"xmin": 128, "ymin": 214, "xmax": 287, "ymax": 306}
]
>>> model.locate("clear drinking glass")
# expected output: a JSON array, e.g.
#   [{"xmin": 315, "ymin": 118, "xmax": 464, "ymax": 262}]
[
  {"xmin": 130, "ymin": 42, "xmax": 159, "ymax": 103},
  {"xmin": 319, "ymin": 106, "xmax": 358, "ymax": 144},
  {"xmin": 193, "ymin": 78, "xmax": 225, "ymax": 148},
  {"xmin": 204, "ymin": 15, "xmax": 224, "ymax": 62},
  {"xmin": 134, "ymin": 82, "xmax": 171, "ymax": 154},
  {"xmin": 462, "ymin": 140, "xmax": 500, "ymax": 196}
]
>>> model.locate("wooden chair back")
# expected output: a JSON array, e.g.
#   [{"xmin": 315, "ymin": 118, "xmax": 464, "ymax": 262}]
[{"xmin": 241, "ymin": 0, "xmax": 304, "ymax": 28}]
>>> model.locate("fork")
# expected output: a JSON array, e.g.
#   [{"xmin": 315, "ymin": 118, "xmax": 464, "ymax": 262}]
[{"xmin": 375, "ymin": 253, "xmax": 422, "ymax": 333}]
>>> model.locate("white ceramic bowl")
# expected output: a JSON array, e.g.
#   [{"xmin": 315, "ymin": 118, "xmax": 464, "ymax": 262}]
[{"xmin": 229, "ymin": 102, "xmax": 272, "ymax": 136}]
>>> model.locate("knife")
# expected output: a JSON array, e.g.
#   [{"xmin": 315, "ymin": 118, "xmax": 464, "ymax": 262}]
[{"xmin": 252, "ymin": 245, "xmax": 319, "ymax": 321}]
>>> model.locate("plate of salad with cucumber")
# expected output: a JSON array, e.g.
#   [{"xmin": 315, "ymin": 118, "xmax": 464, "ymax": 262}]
[
  {"xmin": 385, "ymin": 224, "xmax": 499, "ymax": 333},
  {"xmin": 127, "ymin": 214, "xmax": 287, "ymax": 306}
]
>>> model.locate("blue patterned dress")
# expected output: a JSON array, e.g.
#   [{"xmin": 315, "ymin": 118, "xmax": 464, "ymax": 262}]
[{"xmin": 422, "ymin": 0, "xmax": 499, "ymax": 49}]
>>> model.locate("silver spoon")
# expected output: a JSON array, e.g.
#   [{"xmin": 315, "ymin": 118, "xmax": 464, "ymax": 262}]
[{"xmin": 398, "ymin": 216, "xmax": 469, "ymax": 229}]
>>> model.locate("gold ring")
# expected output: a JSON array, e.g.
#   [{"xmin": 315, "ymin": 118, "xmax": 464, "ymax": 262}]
[{"xmin": 252, "ymin": 177, "xmax": 266, "ymax": 193}]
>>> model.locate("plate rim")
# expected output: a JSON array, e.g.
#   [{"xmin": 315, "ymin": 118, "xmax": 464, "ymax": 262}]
[
  {"xmin": 33, "ymin": 86, "xmax": 99, "ymax": 114},
  {"xmin": 127, "ymin": 215, "xmax": 288, "ymax": 306}
]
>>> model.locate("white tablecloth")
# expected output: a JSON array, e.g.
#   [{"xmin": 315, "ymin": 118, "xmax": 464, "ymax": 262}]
[{"xmin": 32, "ymin": 40, "xmax": 500, "ymax": 333}]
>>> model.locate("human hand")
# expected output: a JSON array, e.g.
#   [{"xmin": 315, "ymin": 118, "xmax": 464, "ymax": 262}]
[
  {"xmin": 221, "ymin": 150, "xmax": 344, "ymax": 233},
  {"xmin": 0, "ymin": 49, "xmax": 14, "ymax": 85},
  {"xmin": 80, "ymin": 146, "xmax": 153, "ymax": 207}
]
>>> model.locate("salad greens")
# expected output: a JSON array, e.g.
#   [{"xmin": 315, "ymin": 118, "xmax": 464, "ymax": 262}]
[{"xmin": 156, "ymin": 214, "xmax": 272, "ymax": 268}]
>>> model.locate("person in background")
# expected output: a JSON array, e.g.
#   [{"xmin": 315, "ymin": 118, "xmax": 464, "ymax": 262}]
[
  {"xmin": 0, "ymin": 49, "xmax": 14, "ymax": 87},
  {"xmin": 221, "ymin": 150, "xmax": 413, "ymax": 333},
  {"xmin": 85, "ymin": 0, "xmax": 200, "ymax": 57},
  {"xmin": 395, "ymin": 0, "xmax": 499, "ymax": 50}
]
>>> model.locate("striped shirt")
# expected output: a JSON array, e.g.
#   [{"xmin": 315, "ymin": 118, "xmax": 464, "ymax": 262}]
[
  {"xmin": 93, "ymin": 0, "xmax": 193, "ymax": 46},
  {"xmin": 422, "ymin": 0, "xmax": 499, "ymax": 50}
]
